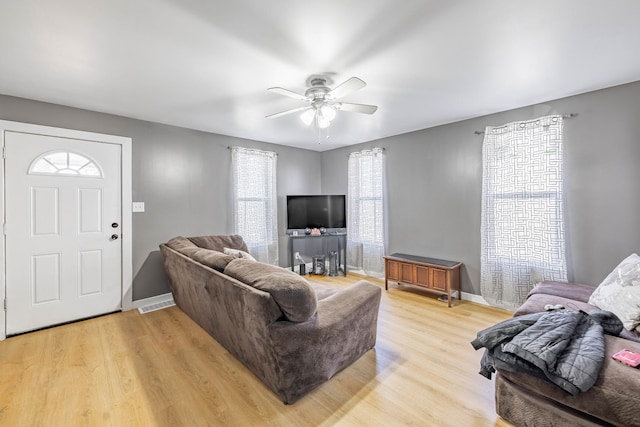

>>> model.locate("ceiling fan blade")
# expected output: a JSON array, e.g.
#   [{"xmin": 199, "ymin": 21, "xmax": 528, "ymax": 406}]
[
  {"xmin": 329, "ymin": 77, "xmax": 366, "ymax": 99},
  {"xmin": 267, "ymin": 87, "xmax": 309, "ymax": 101},
  {"xmin": 265, "ymin": 106, "xmax": 310, "ymax": 119},
  {"xmin": 335, "ymin": 102, "xmax": 378, "ymax": 114}
]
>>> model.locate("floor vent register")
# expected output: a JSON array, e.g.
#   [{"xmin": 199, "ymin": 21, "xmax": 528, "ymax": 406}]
[{"xmin": 138, "ymin": 299, "xmax": 176, "ymax": 314}]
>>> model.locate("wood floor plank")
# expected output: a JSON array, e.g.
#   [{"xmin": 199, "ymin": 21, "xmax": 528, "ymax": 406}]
[{"xmin": 0, "ymin": 274, "xmax": 512, "ymax": 426}]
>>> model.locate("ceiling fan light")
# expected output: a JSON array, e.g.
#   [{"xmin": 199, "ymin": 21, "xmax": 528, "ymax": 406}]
[
  {"xmin": 300, "ymin": 109, "xmax": 315, "ymax": 126},
  {"xmin": 317, "ymin": 115, "xmax": 331, "ymax": 129},
  {"xmin": 320, "ymin": 104, "xmax": 336, "ymax": 121}
]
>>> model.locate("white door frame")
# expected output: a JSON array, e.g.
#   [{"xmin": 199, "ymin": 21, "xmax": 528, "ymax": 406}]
[{"xmin": 0, "ymin": 120, "xmax": 133, "ymax": 340}]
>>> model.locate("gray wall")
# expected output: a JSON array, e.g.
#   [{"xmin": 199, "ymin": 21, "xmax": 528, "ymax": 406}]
[
  {"xmin": 321, "ymin": 80, "xmax": 640, "ymax": 296},
  {"xmin": 3, "ymin": 79, "xmax": 639, "ymax": 301},
  {"xmin": 0, "ymin": 95, "xmax": 321, "ymax": 300}
]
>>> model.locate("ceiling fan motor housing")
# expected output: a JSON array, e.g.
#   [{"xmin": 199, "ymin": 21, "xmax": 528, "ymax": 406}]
[{"xmin": 305, "ymin": 78, "xmax": 332, "ymax": 100}]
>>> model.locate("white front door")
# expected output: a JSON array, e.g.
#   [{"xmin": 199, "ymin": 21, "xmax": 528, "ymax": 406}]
[{"xmin": 5, "ymin": 131, "xmax": 122, "ymax": 335}]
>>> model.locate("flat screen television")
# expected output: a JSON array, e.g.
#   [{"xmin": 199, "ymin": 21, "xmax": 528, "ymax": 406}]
[{"xmin": 287, "ymin": 195, "xmax": 346, "ymax": 230}]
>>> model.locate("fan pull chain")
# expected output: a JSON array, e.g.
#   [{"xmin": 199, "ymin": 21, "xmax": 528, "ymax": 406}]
[{"xmin": 315, "ymin": 119, "xmax": 330, "ymax": 144}]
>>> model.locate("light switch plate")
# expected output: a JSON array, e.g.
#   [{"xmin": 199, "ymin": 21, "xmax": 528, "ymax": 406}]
[{"xmin": 132, "ymin": 202, "xmax": 145, "ymax": 213}]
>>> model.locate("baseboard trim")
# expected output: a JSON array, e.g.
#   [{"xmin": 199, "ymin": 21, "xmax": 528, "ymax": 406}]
[
  {"xmin": 130, "ymin": 284, "xmax": 491, "ymax": 309},
  {"xmin": 461, "ymin": 291, "xmax": 489, "ymax": 306},
  {"xmin": 346, "ymin": 274, "xmax": 490, "ymax": 306},
  {"xmin": 132, "ymin": 292, "xmax": 174, "ymax": 310}
]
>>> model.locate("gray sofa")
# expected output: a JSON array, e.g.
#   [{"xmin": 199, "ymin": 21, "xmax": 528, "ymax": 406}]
[
  {"xmin": 494, "ymin": 281, "xmax": 640, "ymax": 427},
  {"xmin": 159, "ymin": 235, "xmax": 382, "ymax": 404}
]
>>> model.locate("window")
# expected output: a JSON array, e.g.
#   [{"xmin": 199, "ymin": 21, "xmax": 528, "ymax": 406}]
[
  {"xmin": 481, "ymin": 115, "xmax": 567, "ymax": 310},
  {"xmin": 29, "ymin": 151, "xmax": 102, "ymax": 177},
  {"xmin": 347, "ymin": 148, "xmax": 386, "ymax": 276},
  {"xmin": 230, "ymin": 147, "xmax": 278, "ymax": 265}
]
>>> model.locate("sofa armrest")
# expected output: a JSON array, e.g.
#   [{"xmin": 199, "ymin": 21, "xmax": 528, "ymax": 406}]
[
  {"xmin": 527, "ymin": 281, "xmax": 595, "ymax": 303},
  {"xmin": 271, "ymin": 280, "xmax": 381, "ymax": 335},
  {"xmin": 267, "ymin": 280, "xmax": 382, "ymax": 403},
  {"xmin": 496, "ymin": 335, "xmax": 640, "ymax": 426},
  {"xmin": 314, "ymin": 280, "xmax": 382, "ymax": 325}
]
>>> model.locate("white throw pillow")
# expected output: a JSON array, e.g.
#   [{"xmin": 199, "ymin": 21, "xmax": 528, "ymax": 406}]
[
  {"xmin": 223, "ymin": 247, "xmax": 256, "ymax": 262},
  {"xmin": 588, "ymin": 253, "xmax": 640, "ymax": 330}
]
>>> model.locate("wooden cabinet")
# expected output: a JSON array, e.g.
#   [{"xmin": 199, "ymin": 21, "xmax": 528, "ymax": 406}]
[{"xmin": 384, "ymin": 253, "xmax": 462, "ymax": 307}]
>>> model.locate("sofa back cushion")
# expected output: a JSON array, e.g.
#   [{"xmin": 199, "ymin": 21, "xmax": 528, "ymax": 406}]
[
  {"xmin": 190, "ymin": 249, "xmax": 235, "ymax": 272},
  {"xmin": 165, "ymin": 236, "xmax": 235, "ymax": 272},
  {"xmin": 188, "ymin": 235, "xmax": 248, "ymax": 252},
  {"xmin": 223, "ymin": 247, "xmax": 256, "ymax": 261},
  {"xmin": 166, "ymin": 236, "xmax": 198, "ymax": 252},
  {"xmin": 224, "ymin": 258, "xmax": 317, "ymax": 322}
]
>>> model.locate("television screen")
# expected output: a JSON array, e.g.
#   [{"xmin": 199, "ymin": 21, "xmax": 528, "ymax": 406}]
[{"xmin": 287, "ymin": 195, "xmax": 346, "ymax": 229}]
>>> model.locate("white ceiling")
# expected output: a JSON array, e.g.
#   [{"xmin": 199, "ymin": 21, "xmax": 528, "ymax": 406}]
[{"xmin": 2, "ymin": 1, "xmax": 640, "ymax": 151}]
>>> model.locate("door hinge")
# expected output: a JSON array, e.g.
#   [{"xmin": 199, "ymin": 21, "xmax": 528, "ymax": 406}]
[
  {"xmin": 3, "ymin": 299, "xmax": 6, "ymax": 310},
  {"xmin": 2, "ymin": 223, "xmax": 5, "ymax": 235},
  {"xmin": 2, "ymin": 146, "xmax": 5, "ymax": 159}
]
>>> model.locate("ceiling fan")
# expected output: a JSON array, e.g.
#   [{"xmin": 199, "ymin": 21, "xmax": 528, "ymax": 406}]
[{"xmin": 266, "ymin": 75, "xmax": 377, "ymax": 129}]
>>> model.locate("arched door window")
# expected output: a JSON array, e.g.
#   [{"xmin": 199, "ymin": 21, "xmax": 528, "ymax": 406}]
[{"xmin": 28, "ymin": 151, "xmax": 103, "ymax": 177}]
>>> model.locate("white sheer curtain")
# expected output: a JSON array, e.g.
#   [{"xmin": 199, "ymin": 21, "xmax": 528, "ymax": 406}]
[
  {"xmin": 347, "ymin": 148, "xmax": 386, "ymax": 277},
  {"xmin": 481, "ymin": 115, "xmax": 567, "ymax": 310},
  {"xmin": 230, "ymin": 147, "xmax": 278, "ymax": 265}
]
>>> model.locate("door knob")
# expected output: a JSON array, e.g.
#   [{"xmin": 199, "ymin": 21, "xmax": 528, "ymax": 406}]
[
  {"xmin": 111, "ymin": 234, "xmax": 119, "ymax": 240},
  {"xmin": 112, "ymin": 222, "xmax": 119, "ymax": 228}
]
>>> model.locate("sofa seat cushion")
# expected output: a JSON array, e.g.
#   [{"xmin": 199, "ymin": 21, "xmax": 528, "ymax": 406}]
[
  {"xmin": 224, "ymin": 258, "xmax": 317, "ymax": 322},
  {"xmin": 497, "ymin": 334, "xmax": 640, "ymax": 427}
]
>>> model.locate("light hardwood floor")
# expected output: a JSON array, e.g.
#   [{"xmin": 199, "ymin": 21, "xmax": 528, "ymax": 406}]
[{"xmin": 0, "ymin": 274, "xmax": 513, "ymax": 426}]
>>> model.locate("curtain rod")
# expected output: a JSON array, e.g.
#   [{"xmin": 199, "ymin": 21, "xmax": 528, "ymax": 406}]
[
  {"xmin": 473, "ymin": 113, "xmax": 578, "ymax": 135},
  {"xmin": 227, "ymin": 146, "xmax": 279, "ymax": 156},
  {"xmin": 346, "ymin": 147, "xmax": 386, "ymax": 158}
]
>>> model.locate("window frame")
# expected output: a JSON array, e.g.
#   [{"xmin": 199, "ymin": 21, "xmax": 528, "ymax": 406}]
[{"xmin": 28, "ymin": 150, "xmax": 104, "ymax": 178}]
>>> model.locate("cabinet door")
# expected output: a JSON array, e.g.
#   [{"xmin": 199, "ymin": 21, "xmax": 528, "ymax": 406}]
[
  {"xmin": 414, "ymin": 265, "xmax": 430, "ymax": 288},
  {"xmin": 386, "ymin": 260, "xmax": 399, "ymax": 281},
  {"xmin": 400, "ymin": 263, "xmax": 413, "ymax": 283},
  {"xmin": 430, "ymin": 268, "xmax": 448, "ymax": 292}
]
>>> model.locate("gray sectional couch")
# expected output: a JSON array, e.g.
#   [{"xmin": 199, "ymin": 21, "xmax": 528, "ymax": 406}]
[
  {"xmin": 159, "ymin": 235, "xmax": 382, "ymax": 404},
  {"xmin": 493, "ymin": 281, "xmax": 640, "ymax": 427}
]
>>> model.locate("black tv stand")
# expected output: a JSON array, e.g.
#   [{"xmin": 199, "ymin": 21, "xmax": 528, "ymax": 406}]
[{"xmin": 288, "ymin": 233, "xmax": 347, "ymax": 276}]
